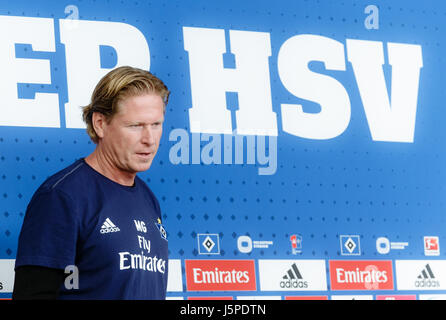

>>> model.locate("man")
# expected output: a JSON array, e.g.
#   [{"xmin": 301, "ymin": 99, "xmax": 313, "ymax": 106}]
[{"xmin": 13, "ymin": 66, "xmax": 170, "ymax": 299}]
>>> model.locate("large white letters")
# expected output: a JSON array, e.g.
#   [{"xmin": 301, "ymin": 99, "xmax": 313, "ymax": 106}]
[
  {"xmin": 183, "ymin": 27, "xmax": 278, "ymax": 136},
  {"xmin": 0, "ymin": 16, "xmax": 59, "ymax": 127},
  {"xmin": 278, "ymin": 34, "xmax": 351, "ymax": 140},
  {"xmin": 347, "ymin": 39, "xmax": 423, "ymax": 142},
  {"xmin": 60, "ymin": 19, "xmax": 151, "ymax": 128},
  {"xmin": 184, "ymin": 27, "xmax": 423, "ymax": 143},
  {"xmin": 0, "ymin": 16, "xmax": 424, "ymax": 145}
]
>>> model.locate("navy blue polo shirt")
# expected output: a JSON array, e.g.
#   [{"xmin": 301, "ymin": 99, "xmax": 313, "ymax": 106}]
[{"xmin": 15, "ymin": 158, "xmax": 168, "ymax": 300}]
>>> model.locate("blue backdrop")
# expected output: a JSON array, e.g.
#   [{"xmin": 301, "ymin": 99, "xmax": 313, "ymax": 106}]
[{"xmin": 0, "ymin": 0, "xmax": 445, "ymax": 299}]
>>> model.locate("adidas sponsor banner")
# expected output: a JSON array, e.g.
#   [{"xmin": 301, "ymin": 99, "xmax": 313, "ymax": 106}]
[
  {"xmin": 258, "ymin": 259, "xmax": 327, "ymax": 291},
  {"xmin": 0, "ymin": 259, "xmax": 15, "ymax": 293},
  {"xmin": 329, "ymin": 260, "xmax": 394, "ymax": 290},
  {"xmin": 167, "ymin": 259, "xmax": 183, "ymax": 292},
  {"xmin": 185, "ymin": 259, "xmax": 256, "ymax": 291},
  {"xmin": 395, "ymin": 260, "xmax": 446, "ymax": 290}
]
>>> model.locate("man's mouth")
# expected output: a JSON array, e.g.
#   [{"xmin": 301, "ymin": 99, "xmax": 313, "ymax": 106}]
[{"xmin": 136, "ymin": 152, "xmax": 152, "ymax": 158}]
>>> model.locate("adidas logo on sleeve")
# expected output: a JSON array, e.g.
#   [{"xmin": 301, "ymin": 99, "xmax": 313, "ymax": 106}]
[{"xmin": 100, "ymin": 218, "xmax": 121, "ymax": 234}]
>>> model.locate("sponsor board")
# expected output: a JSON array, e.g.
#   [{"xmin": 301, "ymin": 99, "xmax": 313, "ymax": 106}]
[
  {"xmin": 285, "ymin": 296, "xmax": 328, "ymax": 300},
  {"xmin": 419, "ymin": 294, "xmax": 446, "ymax": 300},
  {"xmin": 329, "ymin": 260, "xmax": 394, "ymax": 290},
  {"xmin": 376, "ymin": 295, "xmax": 416, "ymax": 300},
  {"xmin": 166, "ymin": 259, "xmax": 183, "ymax": 292},
  {"xmin": 331, "ymin": 295, "xmax": 373, "ymax": 300},
  {"xmin": 188, "ymin": 296, "xmax": 233, "ymax": 300},
  {"xmin": 0, "ymin": 260, "xmax": 15, "ymax": 293},
  {"xmin": 258, "ymin": 259, "xmax": 327, "ymax": 291},
  {"xmin": 237, "ymin": 296, "xmax": 281, "ymax": 300},
  {"xmin": 185, "ymin": 259, "xmax": 256, "ymax": 291},
  {"xmin": 395, "ymin": 260, "xmax": 446, "ymax": 290}
]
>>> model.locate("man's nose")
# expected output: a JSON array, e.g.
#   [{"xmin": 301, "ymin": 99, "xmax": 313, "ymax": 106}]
[{"xmin": 141, "ymin": 126, "xmax": 155, "ymax": 145}]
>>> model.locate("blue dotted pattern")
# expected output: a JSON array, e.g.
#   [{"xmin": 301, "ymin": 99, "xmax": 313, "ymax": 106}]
[{"xmin": 0, "ymin": 0, "xmax": 445, "ymax": 299}]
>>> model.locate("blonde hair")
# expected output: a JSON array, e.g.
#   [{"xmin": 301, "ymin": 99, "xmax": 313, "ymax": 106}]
[{"xmin": 82, "ymin": 66, "xmax": 170, "ymax": 143}]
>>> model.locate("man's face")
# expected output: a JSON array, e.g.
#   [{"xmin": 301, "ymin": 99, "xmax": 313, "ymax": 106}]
[{"xmin": 98, "ymin": 93, "xmax": 164, "ymax": 175}]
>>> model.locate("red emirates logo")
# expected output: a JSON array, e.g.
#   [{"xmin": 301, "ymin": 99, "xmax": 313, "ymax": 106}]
[
  {"xmin": 329, "ymin": 260, "xmax": 394, "ymax": 290},
  {"xmin": 185, "ymin": 260, "xmax": 257, "ymax": 291}
]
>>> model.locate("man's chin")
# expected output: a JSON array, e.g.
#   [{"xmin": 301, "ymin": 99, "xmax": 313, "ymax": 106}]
[{"xmin": 132, "ymin": 160, "xmax": 153, "ymax": 173}]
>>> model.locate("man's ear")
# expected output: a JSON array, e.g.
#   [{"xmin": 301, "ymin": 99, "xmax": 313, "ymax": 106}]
[{"xmin": 92, "ymin": 112, "xmax": 107, "ymax": 140}]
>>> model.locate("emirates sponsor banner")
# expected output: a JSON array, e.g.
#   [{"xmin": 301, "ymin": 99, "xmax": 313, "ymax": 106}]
[
  {"xmin": 258, "ymin": 259, "xmax": 327, "ymax": 291},
  {"xmin": 395, "ymin": 260, "xmax": 446, "ymax": 290},
  {"xmin": 329, "ymin": 260, "xmax": 394, "ymax": 291},
  {"xmin": 185, "ymin": 259, "xmax": 256, "ymax": 291}
]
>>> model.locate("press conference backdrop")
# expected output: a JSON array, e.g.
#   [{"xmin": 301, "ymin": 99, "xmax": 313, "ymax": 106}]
[{"xmin": 0, "ymin": 0, "xmax": 445, "ymax": 300}]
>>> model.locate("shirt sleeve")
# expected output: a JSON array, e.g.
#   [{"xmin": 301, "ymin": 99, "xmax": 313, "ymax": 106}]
[
  {"xmin": 12, "ymin": 265, "xmax": 66, "ymax": 300},
  {"xmin": 15, "ymin": 188, "xmax": 79, "ymax": 271}
]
